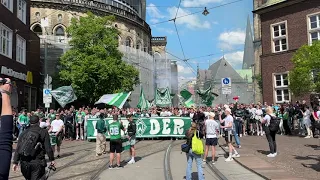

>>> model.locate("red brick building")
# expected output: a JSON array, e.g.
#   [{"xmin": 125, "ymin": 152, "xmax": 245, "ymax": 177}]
[
  {"xmin": 0, "ymin": 0, "xmax": 41, "ymax": 111},
  {"xmin": 254, "ymin": 0, "xmax": 320, "ymax": 104}
]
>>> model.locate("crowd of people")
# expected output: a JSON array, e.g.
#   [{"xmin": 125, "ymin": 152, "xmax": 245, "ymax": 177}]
[{"xmin": 1, "ymin": 76, "xmax": 320, "ymax": 180}]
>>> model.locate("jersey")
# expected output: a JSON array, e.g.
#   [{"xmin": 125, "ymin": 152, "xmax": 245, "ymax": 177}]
[
  {"xmin": 108, "ymin": 121, "xmax": 124, "ymax": 140},
  {"xmin": 19, "ymin": 114, "xmax": 28, "ymax": 124},
  {"xmin": 48, "ymin": 113, "xmax": 56, "ymax": 123}
]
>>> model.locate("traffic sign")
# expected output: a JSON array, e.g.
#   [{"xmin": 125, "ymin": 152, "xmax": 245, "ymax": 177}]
[
  {"xmin": 44, "ymin": 89, "xmax": 50, "ymax": 95},
  {"xmin": 222, "ymin": 87, "xmax": 232, "ymax": 94},
  {"xmin": 221, "ymin": 77, "xmax": 231, "ymax": 87},
  {"xmin": 43, "ymin": 89, "xmax": 52, "ymax": 103},
  {"xmin": 44, "ymin": 75, "xmax": 52, "ymax": 85}
]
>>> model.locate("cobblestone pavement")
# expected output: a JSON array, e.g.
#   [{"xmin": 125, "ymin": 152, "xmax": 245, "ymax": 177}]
[
  {"xmin": 9, "ymin": 139, "xmax": 175, "ymax": 180},
  {"xmin": 236, "ymin": 135, "xmax": 320, "ymax": 180}
]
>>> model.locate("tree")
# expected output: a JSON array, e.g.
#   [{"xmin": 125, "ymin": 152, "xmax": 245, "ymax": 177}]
[
  {"xmin": 289, "ymin": 41, "xmax": 320, "ymax": 97},
  {"xmin": 253, "ymin": 74, "xmax": 263, "ymax": 94},
  {"xmin": 59, "ymin": 12, "xmax": 139, "ymax": 103}
]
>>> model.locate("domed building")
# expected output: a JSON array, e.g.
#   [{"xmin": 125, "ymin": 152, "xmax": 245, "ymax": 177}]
[{"xmin": 29, "ymin": 0, "xmax": 170, "ymax": 107}]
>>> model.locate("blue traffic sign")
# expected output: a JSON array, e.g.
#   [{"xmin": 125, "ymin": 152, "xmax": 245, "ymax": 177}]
[
  {"xmin": 44, "ymin": 89, "xmax": 51, "ymax": 95},
  {"xmin": 222, "ymin": 78, "xmax": 230, "ymax": 85}
]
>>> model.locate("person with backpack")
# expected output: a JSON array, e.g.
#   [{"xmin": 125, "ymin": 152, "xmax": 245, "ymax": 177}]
[
  {"xmin": 185, "ymin": 122, "xmax": 204, "ymax": 180},
  {"xmin": 261, "ymin": 106, "xmax": 279, "ymax": 158},
  {"xmin": 12, "ymin": 115, "xmax": 55, "ymax": 180}
]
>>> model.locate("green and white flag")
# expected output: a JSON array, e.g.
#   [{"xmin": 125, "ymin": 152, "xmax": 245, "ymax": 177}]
[
  {"xmin": 180, "ymin": 89, "xmax": 195, "ymax": 108},
  {"xmin": 137, "ymin": 87, "xmax": 150, "ymax": 110},
  {"xmin": 155, "ymin": 87, "xmax": 171, "ymax": 107},
  {"xmin": 196, "ymin": 85, "xmax": 215, "ymax": 107},
  {"xmin": 95, "ymin": 92, "xmax": 131, "ymax": 108},
  {"xmin": 50, "ymin": 86, "xmax": 77, "ymax": 108}
]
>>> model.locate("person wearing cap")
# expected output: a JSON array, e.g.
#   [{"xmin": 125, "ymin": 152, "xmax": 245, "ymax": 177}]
[
  {"xmin": 219, "ymin": 108, "xmax": 240, "ymax": 162},
  {"xmin": 203, "ymin": 112, "xmax": 219, "ymax": 164},
  {"xmin": 12, "ymin": 115, "xmax": 55, "ymax": 180},
  {"xmin": 48, "ymin": 114, "xmax": 64, "ymax": 158}
]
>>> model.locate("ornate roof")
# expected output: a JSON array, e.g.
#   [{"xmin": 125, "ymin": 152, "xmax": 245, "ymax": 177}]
[{"xmin": 257, "ymin": 0, "xmax": 287, "ymax": 10}]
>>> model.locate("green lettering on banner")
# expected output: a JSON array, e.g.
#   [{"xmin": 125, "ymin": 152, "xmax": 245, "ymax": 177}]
[{"xmin": 86, "ymin": 117, "xmax": 192, "ymax": 139}]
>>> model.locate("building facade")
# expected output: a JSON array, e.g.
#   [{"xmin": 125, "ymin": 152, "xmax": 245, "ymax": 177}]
[
  {"xmin": 0, "ymin": 0, "xmax": 41, "ymax": 111},
  {"xmin": 29, "ymin": 0, "xmax": 165, "ymax": 107},
  {"xmin": 254, "ymin": 0, "xmax": 320, "ymax": 104}
]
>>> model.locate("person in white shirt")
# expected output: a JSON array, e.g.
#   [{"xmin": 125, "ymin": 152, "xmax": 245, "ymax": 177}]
[
  {"xmin": 203, "ymin": 112, "xmax": 219, "ymax": 164},
  {"xmin": 49, "ymin": 114, "xmax": 65, "ymax": 158},
  {"xmin": 302, "ymin": 106, "xmax": 312, "ymax": 138},
  {"xmin": 219, "ymin": 108, "xmax": 240, "ymax": 162}
]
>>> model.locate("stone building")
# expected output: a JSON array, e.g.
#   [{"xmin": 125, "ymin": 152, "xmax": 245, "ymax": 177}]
[
  {"xmin": 0, "ymin": 0, "xmax": 41, "ymax": 111},
  {"xmin": 29, "ymin": 0, "xmax": 167, "ymax": 107},
  {"xmin": 253, "ymin": 0, "xmax": 320, "ymax": 104}
]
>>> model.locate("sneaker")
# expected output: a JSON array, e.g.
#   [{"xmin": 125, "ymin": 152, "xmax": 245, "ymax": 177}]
[
  {"xmin": 128, "ymin": 159, "xmax": 135, "ymax": 164},
  {"xmin": 305, "ymin": 136, "xmax": 311, "ymax": 138},
  {"xmin": 267, "ymin": 153, "xmax": 275, "ymax": 158},
  {"xmin": 212, "ymin": 161, "xmax": 215, "ymax": 165},
  {"xmin": 240, "ymin": 134, "xmax": 243, "ymax": 137},
  {"xmin": 232, "ymin": 154, "xmax": 240, "ymax": 158},
  {"xmin": 225, "ymin": 157, "xmax": 233, "ymax": 162},
  {"xmin": 202, "ymin": 159, "xmax": 206, "ymax": 162},
  {"xmin": 238, "ymin": 145, "xmax": 241, "ymax": 149},
  {"xmin": 273, "ymin": 152, "xmax": 278, "ymax": 156},
  {"xmin": 108, "ymin": 165, "xmax": 113, "ymax": 169},
  {"xmin": 115, "ymin": 164, "xmax": 124, "ymax": 169}
]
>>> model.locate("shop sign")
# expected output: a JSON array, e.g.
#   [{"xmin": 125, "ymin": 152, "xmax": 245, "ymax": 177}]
[{"xmin": 1, "ymin": 66, "xmax": 33, "ymax": 84}]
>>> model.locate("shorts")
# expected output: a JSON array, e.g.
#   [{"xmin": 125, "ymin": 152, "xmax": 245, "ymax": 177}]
[
  {"xmin": 51, "ymin": 133, "xmax": 62, "ymax": 146},
  {"xmin": 205, "ymin": 138, "xmax": 218, "ymax": 146},
  {"xmin": 110, "ymin": 140, "xmax": 122, "ymax": 153},
  {"xmin": 129, "ymin": 137, "xmax": 136, "ymax": 146},
  {"xmin": 224, "ymin": 130, "xmax": 232, "ymax": 143}
]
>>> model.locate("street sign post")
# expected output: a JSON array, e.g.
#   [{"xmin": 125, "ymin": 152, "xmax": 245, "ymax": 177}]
[
  {"xmin": 43, "ymin": 89, "xmax": 52, "ymax": 104},
  {"xmin": 221, "ymin": 77, "xmax": 232, "ymax": 94}
]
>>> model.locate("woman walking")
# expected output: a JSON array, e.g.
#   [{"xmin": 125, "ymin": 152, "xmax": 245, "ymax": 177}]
[
  {"xmin": 185, "ymin": 122, "xmax": 204, "ymax": 180},
  {"xmin": 261, "ymin": 106, "xmax": 278, "ymax": 157}
]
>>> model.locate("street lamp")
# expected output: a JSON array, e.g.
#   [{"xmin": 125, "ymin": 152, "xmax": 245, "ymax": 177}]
[{"xmin": 202, "ymin": 7, "xmax": 209, "ymax": 16}]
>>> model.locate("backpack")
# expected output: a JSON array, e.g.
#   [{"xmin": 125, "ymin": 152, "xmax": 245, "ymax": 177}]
[
  {"xmin": 192, "ymin": 131, "xmax": 204, "ymax": 155},
  {"xmin": 17, "ymin": 130, "xmax": 41, "ymax": 157},
  {"xmin": 269, "ymin": 115, "xmax": 280, "ymax": 132}
]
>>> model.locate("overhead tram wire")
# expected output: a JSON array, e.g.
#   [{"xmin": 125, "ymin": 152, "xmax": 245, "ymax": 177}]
[
  {"xmin": 185, "ymin": 48, "xmax": 244, "ymax": 61},
  {"xmin": 150, "ymin": 0, "xmax": 246, "ymax": 26}
]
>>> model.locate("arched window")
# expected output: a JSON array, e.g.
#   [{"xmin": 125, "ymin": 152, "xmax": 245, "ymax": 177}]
[
  {"xmin": 125, "ymin": 37, "xmax": 132, "ymax": 47},
  {"xmin": 136, "ymin": 41, "xmax": 142, "ymax": 50},
  {"xmin": 32, "ymin": 24, "xmax": 42, "ymax": 36},
  {"xmin": 55, "ymin": 26, "xmax": 65, "ymax": 36}
]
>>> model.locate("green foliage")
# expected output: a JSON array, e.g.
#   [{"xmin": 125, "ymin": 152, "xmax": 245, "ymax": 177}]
[
  {"xmin": 253, "ymin": 74, "xmax": 263, "ymax": 93},
  {"xmin": 289, "ymin": 41, "xmax": 320, "ymax": 96},
  {"xmin": 59, "ymin": 12, "xmax": 139, "ymax": 103}
]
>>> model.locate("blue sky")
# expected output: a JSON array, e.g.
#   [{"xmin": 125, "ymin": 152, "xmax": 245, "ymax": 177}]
[{"xmin": 146, "ymin": 0, "xmax": 253, "ymax": 83}]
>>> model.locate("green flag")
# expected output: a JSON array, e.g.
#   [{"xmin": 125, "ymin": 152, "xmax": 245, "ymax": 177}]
[
  {"xmin": 196, "ymin": 85, "xmax": 215, "ymax": 107},
  {"xmin": 155, "ymin": 87, "xmax": 171, "ymax": 107},
  {"xmin": 95, "ymin": 92, "xmax": 131, "ymax": 108},
  {"xmin": 180, "ymin": 89, "xmax": 195, "ymax": 108},
  {"xmin": 50, "ymin": 86, "xmax": 77, "ymax": 108},
  {"xmin": 137, "ymin": 87, "xmax": 150, "ymax": 110}
]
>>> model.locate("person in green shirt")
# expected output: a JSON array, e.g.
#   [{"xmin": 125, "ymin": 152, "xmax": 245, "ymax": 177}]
[
  {"xmin": 95, "ymin": 113, "xmax": 107, "ymax": 156},
  {"xmin": 34, "ymin": 108, "xmax": 45, "ymax": 121},
  {"xmin": 47, "ymin": 109, "xmax": 56, "ymax": 123},
  {"xmin": 108, "ymin": 114, "xmax": 125, "ymax": 169},
  {"xmin": 76, "ymin": 109, "xmax": 85, "ymax": 140},
  {"xmin": 18, "ymin": 110, "xmax": 28, "ymax": 137}
]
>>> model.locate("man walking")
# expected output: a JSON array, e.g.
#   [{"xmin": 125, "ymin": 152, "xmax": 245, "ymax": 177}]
[
  {"xmin": 126, "ymin": 114, "xmax": 136, "ymax": 164},
  {"xmin": 203, "ymin": 112, "xmax": 219, "ymax": 164},
  {"xmin": 13, "ymin": 115, "xmax": 55, "ymax": 180},
  {"xmin": 108, "ymin": 115, "xmax": 125, "ymax": 169},
  {"xmin": 48, "ymin": 114, "xmax": 64, "ymax": 158}
]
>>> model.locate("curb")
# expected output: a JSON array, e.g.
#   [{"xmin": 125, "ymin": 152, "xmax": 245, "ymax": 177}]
[{"xmin": 218, "ymin": 144, "xmax": 270, "ymax": 180}]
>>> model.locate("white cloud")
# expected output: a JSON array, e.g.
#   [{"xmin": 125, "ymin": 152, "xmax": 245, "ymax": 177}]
[
  {"xmin": 178, "ymin": 64, "xmax": 194, "ymax": 75},
  {"xmin": 218, "ymin": 30, "xmax": 245, "ymax": 50},
  {"xmin": 182, "ymin": 0, "xmax": 223, "ymax": 7},
  {"xmin": 224, "ymin": 51, "xmax": 244, "ymax": 69},
  {"xmin": 156, "ymin": 27, "xmax": 175, "ymax": 35},
  {"xmin": 147, "ymin": 3, "xmax": 165, "ymax": 18},
  {"xmin": 167, "ymin": 7, "xmax": 211, "ymax": 29},
  {"xmin": 150, "ymin": 19, "xmax": 160, "ymax": 24}
]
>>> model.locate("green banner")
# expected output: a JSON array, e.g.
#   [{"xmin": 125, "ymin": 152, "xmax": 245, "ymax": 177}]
[{"xmin": 86, "ymin": 117, "xmax": 192, "ymax": 139}]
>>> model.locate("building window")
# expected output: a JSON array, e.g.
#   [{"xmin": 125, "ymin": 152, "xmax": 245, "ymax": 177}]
[
  {"xmin": 0, "ymin": 23, "xmax": 12, "ymax": 58},
  {"xmin": 35, "ymin": 12, "xmax": 40, "ymax": 19},
  {"xmin": 58, "ymin": 14, "xmax": 62, "ymax": 22},
  {"xmin": 271, "ymin": 22, "xmax": 288, "ymax": 52},
  {"xmin": 55, "ymin": 26, "xmax": 65, "ymax": 36},
  {"xmin": 1, "ymin": 0, "xmax": 13, "ymax": 12},
  {"xmin": 126, "ymin": 37, "xmax": 132, "ymax": 47},
  {"xmin": 274, "ymin": 73, "xmax": 290, "ymax": 103},
  {"xmin": 32, "ymin": 24, "xmax": 42, "ymax": 36},
  {"xmin": 16, "ymin": 35, "xmax": 26, "ymax": 65},
  {"xmin": 17, "ymin": 0, "xmax": 27, "ymax": 24},
  {"xmin": 308, "ymin": 13, "xmax": 320, "ymax": 44}
]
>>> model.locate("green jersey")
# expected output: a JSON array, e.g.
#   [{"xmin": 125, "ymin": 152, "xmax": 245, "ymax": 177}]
[
  {"xmin": 19, "ymin": 114, "xmax": 28, "ymax": 124},
  {"xmin": 48, "ymin": 113, "xmax": 56, "ymax": 122},
  {"xmin": 34, "ymin": 112, "xmax": 45, "ymax": 119},
  {"xmin": 108, "ymin": 121, "xmax": 124, "ymax": 140},
  {"xmin": 96, "ymin": 119, "xmax": 106, "ymax": 134},
  {"xmin": 76, "ymin": 112, "xmax": 85, "ymax": 123}
]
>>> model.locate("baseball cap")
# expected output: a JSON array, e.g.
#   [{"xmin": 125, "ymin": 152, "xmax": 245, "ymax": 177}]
[{"xmin": 29, "ymin": 115, "xmax": 40, "ymax": 124}]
